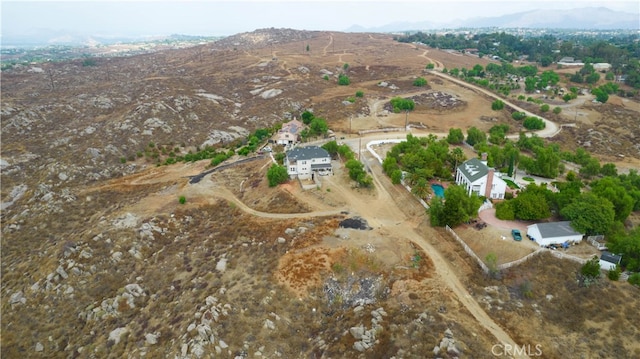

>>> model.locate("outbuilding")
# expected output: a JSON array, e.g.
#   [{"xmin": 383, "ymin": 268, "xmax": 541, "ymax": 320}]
[
  {"xmin": 526, "ymin": 221, "xmax": 584, "ymax": 247},
  {"xmin": 599, "ymin": 251, "xmax": 622, "ymax": 271}
]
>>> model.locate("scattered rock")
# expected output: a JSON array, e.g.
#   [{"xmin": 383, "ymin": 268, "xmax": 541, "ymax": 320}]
[
  {"xmin": 35, "ymin": 342, "xmax": 44, "ymax": 352},
  {"xmin": 9, "ymin": 291, "xmax": 26, "ymax": 305},
  {"xmin": 108, "ymin": 327, "xmax": 128, "ymax": 345},
  {"xmin": 145, "ymin": 333, "xmax": 158, "ymax": 345}
]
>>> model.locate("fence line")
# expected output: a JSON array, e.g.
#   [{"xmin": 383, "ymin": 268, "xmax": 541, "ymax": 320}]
[
  {"xmin": 497, "ymin": 247, "xmax": 587, "ymax": 271},
  {"xmin": 358, "ymin": 127, "xmax": 405, "ymax": 135},
  {"xmin": 445, "ymin": 225, "xmax": 490, "ymax": 274},
  {"xmin": 497, "ymin": 249, "xmax": 545, "ymax": 270}
]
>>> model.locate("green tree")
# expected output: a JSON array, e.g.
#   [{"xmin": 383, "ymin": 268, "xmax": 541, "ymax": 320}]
[
  {"xmin": 591, "ymin": 177, "xmax": 635, "ymax": 222},
  {"xmin": 540, "ymin": 104, "xmax": 550, "ymax": 112},
  {"xmin": 309, "ymin": 117, "xmax": 329, "ymax": 137},
  {"xmin": 301, "ymin": 110, "xmax": 315, "ymax": 125},
  {"xmin": 523, "ymin": 116, "xmax": 545, "ymax": 130},
  {"xmin": 524, "ymin": 77, "xmax": 537, "ymax": 92},
  {"xmin": 413, "ymin": 77, "xmax": 428, "ymax": 87},
  {"xmin": 552, "ymin": 106, "xmax": 562, "ymax": 114},
  {"xmin": 322, "ymin": 140, "xmax": 339, "ymax": 157},
  {"xmin": 466, "ymin": 127, "xmax": 486, "ymax": 147},
  {"xmin": 267, "ymin": 164, "xmax": 289, "ymax": 187},
  {"xmin": 390, "ymin": 169, "xmax": 403, "ymax": 184},
  {"xmin": 446, "ymin": 128, "xmax": 465, "ymax": 144},
  {"xmin": 411, "ymin": 178, "xmax": 430, "ymax": 200},
  {"xmin": 430, "ymin": 185, "xmax": 482, "ymax": 227},
  {"xmin": 560, "ymin": 193, "xmax": 615, "ymax": 235},
  {"xmin": 511, "ymin": 184, "xmax": 552, "ymax": 220},
  {"xmin": 592, "ymin": 87, "xmax": 609, "ymax": 103},
  {"xmin": 426, "ymin": 63, "xmax": 435, "ymax": 69},
  {"xmin": 390, "ymin": 97, "xmax": 415, "ymax": 127},
  {"xmin": 540, "ymin": 55, "xmax": 553, "ymax": 67},
  {"xmin": 448, "ymin": 147, "xmax": 466, "ymax": 171},
  {"xmin": 585, "ymin": 72, "xmax": 600, "ymax": 84},
  {"xmin": 608, "ymin": 227, "xmax": 640, "ymax": 271}
]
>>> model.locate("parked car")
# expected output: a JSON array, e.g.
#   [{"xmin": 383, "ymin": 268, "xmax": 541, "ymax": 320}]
[{"xmin": 511, "ymin": 229, "xmax": 523, "ymax": 241}]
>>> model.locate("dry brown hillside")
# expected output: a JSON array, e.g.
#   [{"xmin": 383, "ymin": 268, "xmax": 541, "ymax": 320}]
[{"xmin": 2, "ymin": 28, "xmax": 639, "ymax": 358}]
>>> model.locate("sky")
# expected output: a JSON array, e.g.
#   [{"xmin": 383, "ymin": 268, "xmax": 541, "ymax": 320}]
[{"xmin": 2, "ymin": 0, "xmax": 639, "ymax": 38}]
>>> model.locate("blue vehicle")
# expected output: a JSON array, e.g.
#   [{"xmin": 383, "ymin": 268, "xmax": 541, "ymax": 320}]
[{"xmin": 511, "ymin": 229, "xmax": 523, "ymax": 241}]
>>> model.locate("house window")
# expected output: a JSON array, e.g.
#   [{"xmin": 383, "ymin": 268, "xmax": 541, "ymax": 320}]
[
  {"xmin": 301, "ymin": 161, "xmax": 307, "ymax": 165},
  {"xmin": 290, "ymin": 167, "xmax": 295, "ymax": 172}
]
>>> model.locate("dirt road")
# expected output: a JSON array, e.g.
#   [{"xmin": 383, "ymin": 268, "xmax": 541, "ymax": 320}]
[{"xmin": 191, "ymin": 153, "xmax": 528, "ymax": 358}]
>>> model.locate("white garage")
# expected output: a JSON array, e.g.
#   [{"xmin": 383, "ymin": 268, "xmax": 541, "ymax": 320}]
[{"xmin": 527, "ymin": 221, "xmax": 584, "ymax": 247}]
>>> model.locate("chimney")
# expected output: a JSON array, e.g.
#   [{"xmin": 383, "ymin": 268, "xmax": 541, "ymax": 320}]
[
  {"xmin": 481, "ymin": 152, "xmax": 488, "ymax": 165},
  {"xmin": 485, "ymin": 168, "xmax": 494, "ymax": 198}
]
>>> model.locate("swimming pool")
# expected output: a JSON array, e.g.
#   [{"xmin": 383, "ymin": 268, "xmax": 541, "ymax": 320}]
[{"xmin": 431, "ymin": 184, "xmax": 445, "ymax": 198}]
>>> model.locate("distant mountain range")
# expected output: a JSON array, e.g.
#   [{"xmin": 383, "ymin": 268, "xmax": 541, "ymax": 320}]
[
  {"xmin": 2, "ymin": 6, "xmax": 637, "ymax": 47},
  {"xmin": 346, "ymin": 7, "xmax": 640, "ymax": 32}
]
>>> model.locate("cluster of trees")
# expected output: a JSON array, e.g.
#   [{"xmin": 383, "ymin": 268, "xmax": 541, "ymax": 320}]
[
  {"xmin": 396, "ymin": 31, "xmax": 640, "ymax": 89},
  {"xmin": 429, "ymin": 185, "xmax": 483, "ymax": 227},
  {"xmin": 494, "ymin": 171, "xmax": 640, "ymax": 270},
  {"xmin": 299, "ymin": 111, "xmax": 329, "ymax": 140},
  {"xmin": 322, "ymin": 140, "xmax": 373, "ymax": 188},
  {"xmin": 382, "ymin": 134, "xmax": 466, "ymax": 191}
]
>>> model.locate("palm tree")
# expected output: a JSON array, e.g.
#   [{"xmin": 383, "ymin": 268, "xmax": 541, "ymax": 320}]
[
  {"xmin": 412, "ymin": 178, "xmax": 431, "ymax": 200},
  {"xmin": 449, "ymin": 147, "xmax": 465, "ymax": 171}
]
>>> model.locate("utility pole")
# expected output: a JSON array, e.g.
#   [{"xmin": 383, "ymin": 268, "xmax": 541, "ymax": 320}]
[{"xmin": 359, "ymin": 136, "xmax": 362, "ymax": 161}]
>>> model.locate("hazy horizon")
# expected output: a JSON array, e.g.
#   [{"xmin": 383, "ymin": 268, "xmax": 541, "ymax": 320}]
[{"xmin": 2, "ymin": 0, "xmax": 639, "ymax": 40}]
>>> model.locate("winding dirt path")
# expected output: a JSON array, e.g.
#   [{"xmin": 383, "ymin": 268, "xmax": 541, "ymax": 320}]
[{"xmin": 188, "ymin": 152, "xmax": 527, "ymax": 357}]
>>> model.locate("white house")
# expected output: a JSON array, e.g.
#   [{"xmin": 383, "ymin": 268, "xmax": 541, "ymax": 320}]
[
  {"xmin": 455, "ymin": 158, "xmax": 507, "ymax": 200},
  {"xmin": 599, "ymin": 251, "xmax": 622, "ymax": 271},
  {"xmin": 275, "ymin": 119, "xmax": 304, "ymax": 146},
  {"xmin": 526, "ymin": 221, "xmax": 584, "ymax": 247},
  {"xmin": 285, "ymin": 146, "xmax": 332, "ymax": 180}
]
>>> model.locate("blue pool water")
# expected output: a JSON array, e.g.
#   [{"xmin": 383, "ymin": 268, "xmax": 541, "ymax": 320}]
[{"xmin": 431, "ymin": 184, "xmax": 445, "ymax": 198}]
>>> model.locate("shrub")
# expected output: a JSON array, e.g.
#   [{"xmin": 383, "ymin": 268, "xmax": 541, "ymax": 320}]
[
  {"xmin": 580, "ymin": 256, "xmax": 601, "ymax": 282},
  {"xmin": 485, "ymin": 252, "xmax": 499, "ymax": 278},
  {"xmin": 179, "ymin": 196, "xmax": 186, "ymax": 204},
  {"xmin": 491, "ymin": 99, "xmax": 505, "ymax": 111},
  {"xmin": 355, "ymin": 90, "xmax": 364, "ymax": 98},
  {"xmin": 553, "ymin": 106, "xmax": 562, "ymax": 114},
  {"xmin": 425, "ymin": 63, "xmax": 435, "ymax": 69},
  {"xmin": 540, "ymin": 104, "xmax": 550, "ymax": 112},
  {"xmin": 628, "ymin": 273, "xmax": 640, "ymax": 287},
  {"xmin": 346, "ymin": 97, "xmax": 356, "ymax": 103},
  {"xmin": 323, "ymin": 75, "xmax": 329, "ymax": 81},
  {"xmin": 512, "ymin": 111, "xmax": 526, "ymax": 121},
  {"xmin": 120, "ymin": 157, "xmax": 127, "ymax": 163},
  {"xmin": 523, "ymin": 116, "xmax": 545, "ymax": 130},
  {"xmin": 608, "ymin": 266, "xmax": 621, "ymax": 281},
  {"xmin": 413, "ymin": 77, "xmax": 427, "ymax": 87},
  {"xmin": 338, "ymin": 74, "xmax": 350, "ymax": 86}
]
